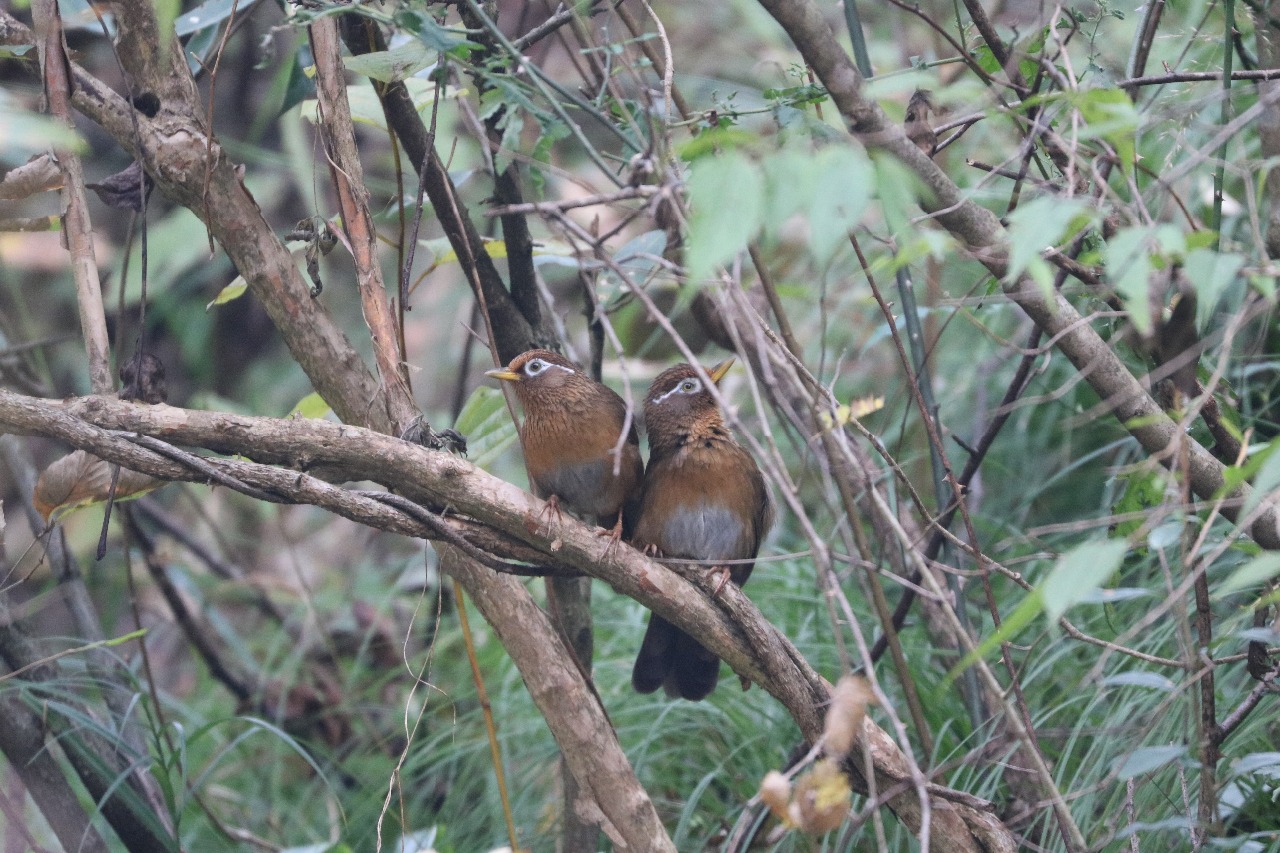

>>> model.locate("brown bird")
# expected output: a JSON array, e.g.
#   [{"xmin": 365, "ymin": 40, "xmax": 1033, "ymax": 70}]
[
  {"xmin": 631, "ymin": 360, "xmax": 773, "ymax": 701},
  {"xmin": 905, "ymin": 89, "xmax": 937, "ymax": 157},
  {"xmin": 486, "ymin": 349, "xmax": 644, "ymax": 538}
]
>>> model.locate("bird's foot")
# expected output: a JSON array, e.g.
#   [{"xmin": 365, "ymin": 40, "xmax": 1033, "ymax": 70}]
[
  {"xmin": 525, "ymin": 494, "xmax": 564, "ymax": 537},
  {"xmin": 709, "ymin": 565, "xmax": 732, "ymax": 598},
  {"xmin": 540, "ymin": 495, "xmax": 566, "ymax": 536},
  {"xmin": 596, "ymin": 515, "xmax": 625, "ymax": 559}
]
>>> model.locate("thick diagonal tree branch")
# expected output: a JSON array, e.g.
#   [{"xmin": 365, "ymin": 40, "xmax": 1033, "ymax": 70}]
[{"xmin": 0, "ymin": 388, "xmax": 1016, "ymax": 850}]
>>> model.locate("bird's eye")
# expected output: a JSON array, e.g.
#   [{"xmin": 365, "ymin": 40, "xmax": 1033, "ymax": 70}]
[
  {"xmin": 525, "ymin": 359, "xmax": 546, "ymax": 375},
  {"xmin": 679, "ymin": 378, "xmax": 701, "ymax": 394}
]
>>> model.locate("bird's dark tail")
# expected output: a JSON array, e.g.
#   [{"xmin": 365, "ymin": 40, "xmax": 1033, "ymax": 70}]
[{"xmin": 631, "ymin": 614, "xmax": 720, "ymax": 700}]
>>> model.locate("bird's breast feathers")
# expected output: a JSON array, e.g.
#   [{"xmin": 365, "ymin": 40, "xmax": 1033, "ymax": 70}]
[{"xmin": 658, "ymin": 501, "xmax": 754, "ymax": 561}]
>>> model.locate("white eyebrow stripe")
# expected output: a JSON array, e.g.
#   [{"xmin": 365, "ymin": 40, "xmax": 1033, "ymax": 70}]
[
  {"xmin": 530, "ymin": 362, "xmax": 575, "ymax": 376},
  {"xmin": 652, "ymin": 379, "xmax": 696, "ymax": 406}
]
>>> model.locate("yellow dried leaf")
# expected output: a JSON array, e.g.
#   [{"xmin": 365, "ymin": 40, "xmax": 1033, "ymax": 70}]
[
  {"xmin": 791, "ymin": 758, "xmax": 851, "ymax": 834},
  {"xmin": 819, "ymin": 396, "xmax": 885, "ymax": 429}
]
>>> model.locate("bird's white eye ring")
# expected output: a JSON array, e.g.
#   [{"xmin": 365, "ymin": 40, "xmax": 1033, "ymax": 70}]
[
  {"xmin": 526, "ymin": 359, "xmax": 546, "ymax": 375},
  {"xmin": 679, "ymin": 378, "xmax": 700, "ymax": 394}
]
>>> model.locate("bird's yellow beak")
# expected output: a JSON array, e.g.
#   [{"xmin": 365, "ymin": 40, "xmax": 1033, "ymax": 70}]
[
  {"xmin": 709, "ymin": 359, "xmax": 735, "ymax": 385},
  {"xmin": 485, "ymin": 367, "xmax": 521, "ymax": 382}
]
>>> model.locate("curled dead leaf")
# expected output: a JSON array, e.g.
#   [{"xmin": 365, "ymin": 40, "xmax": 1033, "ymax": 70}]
[
  {"xmin": 790, "ymin": 758, "xmax": 851, "ymax": 834},
  {"xmin": 34, "ymin": 450, "xmax": 161, "ymax": 522},
  {"xmin": 759, "ymin": 770, "xmax": 792, "ymax": 823},
  {"xmin": 823, "ymin": 674, "xmax": 874, "ymax": 758}
]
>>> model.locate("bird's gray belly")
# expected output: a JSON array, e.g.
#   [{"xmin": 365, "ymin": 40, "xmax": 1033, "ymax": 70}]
[
  {"xmin": 535, "ymin": 459, "xmax": 612, "ymax": 517},
  {"xmin": 661, "ymin": 502, "xmax": 750, "ymax": 561}
]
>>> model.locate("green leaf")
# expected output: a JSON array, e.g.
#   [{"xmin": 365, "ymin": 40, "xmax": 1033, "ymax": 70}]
[
  {"xmin": 1218, "ymin": 553, "xmax": 1280, "ymax": 596},
  {"xmin": 1005, "ymin": 196, "xmax": 1093, "ymax": 287},
  {"xmin": 685, "ymin": 150, "xmax": 764, "ymax": 282},
  {"xmin": 807, "ymin": 145, "xmax": 872, "ymax": 266},
  {"xmin": 760, "ymin": 146, "xmax": 818, "ymax": 241},
  {"xmin": 289, "ymin": 392, "xmax": 332, "ymax": 420},
  {"xmin": 1113, "ymin": 469, "xmax": 1165, "ymax": 538},
  {"xmin": 176, "ymin": 0, "xmax": 258, "ymax": 36},
  {"xmin": 342, "ymin": 40, "xmax": 433, "ymax": 83},
  {"xmin": 947, "ymin": 590, "xmax": 1044, "ymax": 684},
  {"xmin": 1243, "ymin": 440, "xmax": 1280, "ymax": 518},
  {"xmin": 0, "ymin": 92, "xmax": 84, "ymax": 162},
  {"xmin": 299, "ymin": 80, "xmax": 450, "ymax": 130},
  {"xmin": 597, "ymin": 230, "xmax": 668, "ymax": 306},
  {"xmin": 1074, "ymin": 87, "xmax": 1139, "ymax": 174},
  {"xmin": 393, "ymin": 9, "xmax": 477, "ymax": 53},
  {"xmin": 1105, "ymin": 226, "xmax": 1155, "ymax": 335},
  {"xmin": 973, "ymin": 44, "xmax": 1000, "ymax": 75},
  {"xmin": 1102, "ymin": 672, "xmax": 1175, "ymax": 691},
  {"xmin": 1229, "ymin": 752, "xmax": 1280, "ymax": 776},
  {"xmin": 207, "ymin": 278, "xmax": 247, "ymax": 308},
  {"xmin": 1042, "ymin": 539, "xmax": 1129, "ymax": 622},
  {"xmin": 1114, "ymin": 745, "xmax": 1185, "ymax": 780},
  {"xmin": 454, "ymin": 386, "xmax": 518, "ymax": 470},
  {"xmin": 871, "ymin": 153, "xmax": 917, "ymax": 239},
  {"xmin": 675, "ymin": 126, "xmax": 757, "ymax": 161},
  {"xmin": 1183, "ymin": 248, "xmax": 1244, "ymax": 332}
]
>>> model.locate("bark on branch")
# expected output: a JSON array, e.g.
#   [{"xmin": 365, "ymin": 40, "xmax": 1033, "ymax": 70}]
[{"xmin": 0, "ymin": 389, "xmax": 1014, "ymax": 849}]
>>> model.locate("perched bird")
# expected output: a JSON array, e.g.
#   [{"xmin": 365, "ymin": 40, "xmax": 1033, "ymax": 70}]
[
  {"xmin": 485, "ymin": 349, "xmax": 644, "ymax": 538},
  {"xmin": 904, "ymin": 89, "xmax": 937, "ymax": 157},
  {"xmin": 631, "ymin": 360, "xmax": 773, "ymax": 701}
]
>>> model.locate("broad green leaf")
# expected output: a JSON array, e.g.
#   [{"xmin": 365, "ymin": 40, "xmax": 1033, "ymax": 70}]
[
  {"xmin": 1183, "ymin": 248, "xmax": 1244, "ymax": 332},
  {"xmin": 807, "ymin": 145, "xmax": 872, "ymax": 266},
  {"xmin": 342, "ymin": 40, "xmax": 433, "ymax": 83},
  {"xmin": 1005, "ymin": 196, "xmax": 1092, "ymax": 293},
  {"xmin": 761, "ymin": 146, "xmax": 818, "ymax": 241},
  {"xmin": 1114, "ymin": 745, "xmax": 1185, "ymax": 780},
  {"xmin": 871, "ymin": 153, "xmax": 917, "ymax": 239},
  {"xmin": 1146, "ymin": 521, "xmax": 1182, "ymax": 551},
  {"xmin": 685, "ymin": 150, "xmax": 764, "ymax": 283},
  {"xmin": 1042, "ymin": 539, "xmax": 1129, "ymax": 622},
  {"xmin": 1105, "ymin": 226, "xmax": 1155, "ymax": 335},
  {"xmin": 454, "ymin": 386, "xmax": 518, "ymax": 469},
  {"xmin": 1218, "ymin": 553, "xmax": 1280, "ymax": 596},
  {"xmin": 1077, "ymin": 587, "xmax": 1151, "ymax": 604},
  {"xmin": 494, "ymin": 109, "xmax": 523, "ymax": 175},
  {"xmin": 1074, "ymin": 87, "xmax": 1139, "ymax": 174}
]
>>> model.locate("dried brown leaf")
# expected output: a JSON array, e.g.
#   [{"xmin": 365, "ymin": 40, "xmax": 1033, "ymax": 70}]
[
  {"xmin": 823, "ymin": 674, "xmax": 874, "ymax": 757},
  {"xmin": 34, "ymin": 450, "xmax": 161, "ymax": 521}
]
